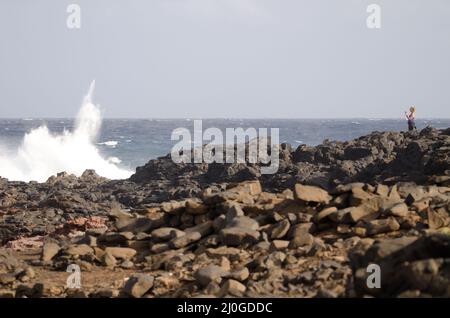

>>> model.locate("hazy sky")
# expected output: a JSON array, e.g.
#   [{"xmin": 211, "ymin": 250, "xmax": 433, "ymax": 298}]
[{"xmin": 0, "ymin": 0, "xmax": 449, "ymax": 118}]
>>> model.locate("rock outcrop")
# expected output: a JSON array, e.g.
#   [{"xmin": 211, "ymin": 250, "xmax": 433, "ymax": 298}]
[
  {"xmin": 130, "ymin": 127, "xmax": 450, "ymax": 192},
  {"xmin": 0, "ymin": 127, "xmax": 449, "ymax": 298}
]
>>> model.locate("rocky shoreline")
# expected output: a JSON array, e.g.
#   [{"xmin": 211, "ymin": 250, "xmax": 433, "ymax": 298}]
[{"xmin": 0, "ymin": 127, "xmax": 449, "ymax": 298}]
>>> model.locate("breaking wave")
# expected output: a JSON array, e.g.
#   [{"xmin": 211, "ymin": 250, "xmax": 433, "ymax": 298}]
[{"xmin": 0, "ymin": 81, "xmax": 132, "ymax": 182}]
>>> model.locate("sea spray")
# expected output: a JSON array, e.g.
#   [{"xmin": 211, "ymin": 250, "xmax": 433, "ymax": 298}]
[{"xmin": 0, "ymin": 81, "xmax": 132, "ymax": 182}]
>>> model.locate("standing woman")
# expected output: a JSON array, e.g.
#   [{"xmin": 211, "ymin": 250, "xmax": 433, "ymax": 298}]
[{"xmin": 405, "ymin": 106, "xmax": 417, "ymax": 131}]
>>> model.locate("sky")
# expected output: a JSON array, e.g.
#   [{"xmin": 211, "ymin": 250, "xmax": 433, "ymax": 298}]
[{"xmin": 0, "ymin": 0, "xmax": 449, "ymax": 118}]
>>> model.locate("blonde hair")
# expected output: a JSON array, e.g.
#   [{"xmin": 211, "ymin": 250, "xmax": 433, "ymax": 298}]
[{"xmin": 409, "ymin": 106, "xmax": 416, "ymax": 113}]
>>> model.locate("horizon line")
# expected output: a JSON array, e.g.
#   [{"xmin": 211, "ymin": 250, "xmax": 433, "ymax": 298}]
[{"xmin": 1, "ymin": 117, "xmax": 450, "ymax": 120}]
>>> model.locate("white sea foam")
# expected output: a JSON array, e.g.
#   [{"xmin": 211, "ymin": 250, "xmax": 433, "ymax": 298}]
[
  {"xmin": 0, "ymin": 81, "xmax": 132, "ymax": 182},
  {"xmin": 107, "ymin": 157, "xmax": 122, "ymax": 164},
  {"xmin": 98, "ymin": 140, "xmax": 119, "ymax": 147}
]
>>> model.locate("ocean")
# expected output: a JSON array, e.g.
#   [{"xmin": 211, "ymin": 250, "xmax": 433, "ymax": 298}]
[{"xmin": 1, "ymin": 117, "xmax": 449, "ymax": 182}]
